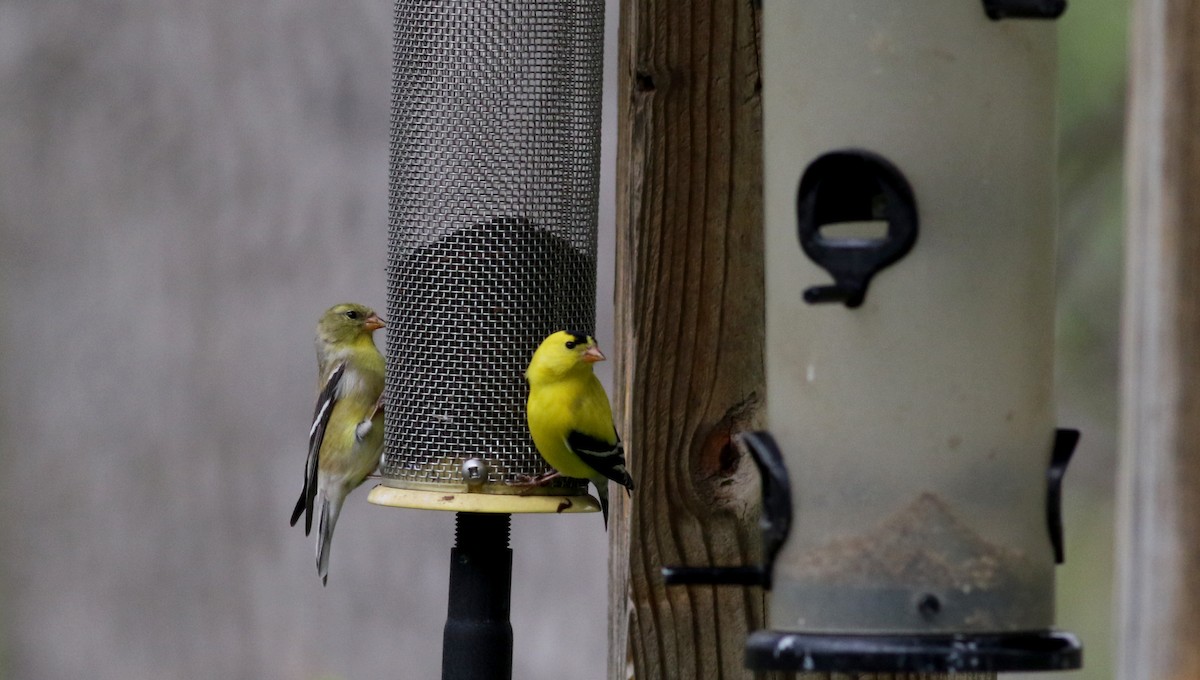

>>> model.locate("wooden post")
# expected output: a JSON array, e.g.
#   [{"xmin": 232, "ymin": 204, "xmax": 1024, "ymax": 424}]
[
  {"xmin": 1118, "ymin": 0, "xmax": 1200, "ymax": 678},
  {"xmin": 608, "ymin": 0, "xmax": 766, "ymax": 677}
]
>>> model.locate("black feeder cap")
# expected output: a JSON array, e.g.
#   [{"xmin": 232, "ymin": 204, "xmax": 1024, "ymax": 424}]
[{"xmin": 745, "ymin": 630, "xmax": 1082, "ymax": 673}]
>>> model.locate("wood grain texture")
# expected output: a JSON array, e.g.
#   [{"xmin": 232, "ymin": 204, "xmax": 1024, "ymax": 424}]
[
  {"xmin": 1119, "ymin": 0, "xmax": 1200, "ymax": 678},
  {"xmin": 609, "ymin": 0, "xmax": 766, "ymax": 677}
]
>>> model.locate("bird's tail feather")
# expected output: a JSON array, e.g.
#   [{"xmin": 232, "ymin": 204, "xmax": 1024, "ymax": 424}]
[
  {"xmin": 595, "ymin": 480, "xmax": 610, "ymax": 530},
  {"xmin": 316, "ymin": 489, "xmax": 345, "ymax": 586}
]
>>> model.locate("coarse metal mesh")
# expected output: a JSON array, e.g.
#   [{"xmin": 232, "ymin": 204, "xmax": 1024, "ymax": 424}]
[{"xmin": 382, "ymin": 0, "xmax": 603, "ymax": 492}]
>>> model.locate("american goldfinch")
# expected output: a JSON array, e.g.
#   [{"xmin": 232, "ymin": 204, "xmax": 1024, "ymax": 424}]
[
  {"xmin": 290, "ymin": 303, "xmax": 385, "ymax": 584},
  {"xmin": 525, "ymin": 331, "xmax": 634, "ymax": 527}
]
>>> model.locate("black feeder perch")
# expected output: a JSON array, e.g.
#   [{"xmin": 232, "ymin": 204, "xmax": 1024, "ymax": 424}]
[
  {"xmin": 370, "ymin": 2, "xmax": 605, "ymax": 679},
  {"xmin": 663, "ymin": 0, "xmax": 1082, "ymax": 674}
]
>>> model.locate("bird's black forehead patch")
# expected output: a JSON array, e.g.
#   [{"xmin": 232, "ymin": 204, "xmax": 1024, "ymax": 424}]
[{"xmin": 565, "ymin": 330, "xmax": 591, "ymax": 345}]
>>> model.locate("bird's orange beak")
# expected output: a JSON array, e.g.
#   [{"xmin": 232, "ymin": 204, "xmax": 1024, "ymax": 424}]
[
  {"xmin": 582, "ymin": 345, "xmax": 605, "ymax": 363},
  {"xmin": 364, "ymin": 313, "xmax": 386, "ymax": 331}
]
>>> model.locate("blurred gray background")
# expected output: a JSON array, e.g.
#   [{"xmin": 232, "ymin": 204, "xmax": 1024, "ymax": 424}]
[{"xmin": 0, "ymin": 1, "xmax": 1124, "ymax": 679}]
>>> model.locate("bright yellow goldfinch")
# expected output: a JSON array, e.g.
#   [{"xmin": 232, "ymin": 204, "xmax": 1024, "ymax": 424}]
[
  {"xmin": 525, "ymin": 331, "xmax": 634, "ymax": 527},
  {"xmin": 290, "ymin": 303, "xmax": 385, "ymax": 584}
]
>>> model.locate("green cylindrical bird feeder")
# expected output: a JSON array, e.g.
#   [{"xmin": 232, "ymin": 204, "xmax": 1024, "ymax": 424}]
[{"xmin": 666, "ymin": 0, "xmax": 1082, "ymax": 673}]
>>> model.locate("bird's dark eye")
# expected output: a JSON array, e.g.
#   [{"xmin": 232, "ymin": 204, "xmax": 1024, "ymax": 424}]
[
  {"xmin": 565, "ymin": 340, "xmax": 577, "ymax": 350},
  {"xmin": 345, "ymin": 310, "xmax": 360, "ymax": 320}
]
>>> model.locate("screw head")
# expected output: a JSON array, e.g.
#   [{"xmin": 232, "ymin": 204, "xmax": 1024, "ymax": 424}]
[{"xmin": 461, "ymin": 458, "xmax": 489, "ymax": 486}]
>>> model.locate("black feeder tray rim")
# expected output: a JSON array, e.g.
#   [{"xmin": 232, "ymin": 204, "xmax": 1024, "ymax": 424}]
[{"xmin": 744, "ymin": 629, "xmax": 1082, "ymax": 673}]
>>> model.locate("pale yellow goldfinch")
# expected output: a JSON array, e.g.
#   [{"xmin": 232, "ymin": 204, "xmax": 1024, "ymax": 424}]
[
  {"xmin": 290, "ymin": 303, "xmax": 385, "ymax": 584},
  {"xmin": 525, "ymin": 330, "xmax": 634, "ymax": 527}
]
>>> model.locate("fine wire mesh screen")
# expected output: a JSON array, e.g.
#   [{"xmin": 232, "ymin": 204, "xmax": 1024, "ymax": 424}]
[{"xmin": 382, "ymin": 0, "xmax": 603, "ymax": 491}]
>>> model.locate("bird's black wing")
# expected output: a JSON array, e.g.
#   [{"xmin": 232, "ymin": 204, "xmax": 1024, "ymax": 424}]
[
  {"xmin": 567, "ymin": 429, "xmax": 635, "ymax": 492},
  {"xmin": 290, "ymin": 362, "xmax": 345, "ymax": 535}
]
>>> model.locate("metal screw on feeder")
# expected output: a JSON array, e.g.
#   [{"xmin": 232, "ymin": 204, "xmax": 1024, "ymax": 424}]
[
  {"xmin": 664, "ymin": 0, "xmax": 1082, "ymax": 674},
  {"xmin": 462, "ymin": 458, "xmax": 490, "ymax": 492},
  {"xmin": 368, "ymin": 1, "xmax": 606, "ymax": 678}
]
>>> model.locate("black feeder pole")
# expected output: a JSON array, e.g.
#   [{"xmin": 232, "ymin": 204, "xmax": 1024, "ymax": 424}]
[{"xmin": 442, "ymin": 513, "xmax": 513, "ymax": 680}]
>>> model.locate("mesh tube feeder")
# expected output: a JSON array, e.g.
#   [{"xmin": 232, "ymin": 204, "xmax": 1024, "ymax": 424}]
[
  {"xmin": 664, "ymin": 0, "xmax": 1082, "ymax": 673},
  {"xmin": 369, "ymin": 2, "xmax": 605, "ymax": 678}
]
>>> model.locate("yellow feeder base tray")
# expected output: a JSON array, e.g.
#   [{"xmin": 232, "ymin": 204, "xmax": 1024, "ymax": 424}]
[{"xmin": 367, "ymin": 484, "xmax": 601, "ymax": 514}]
